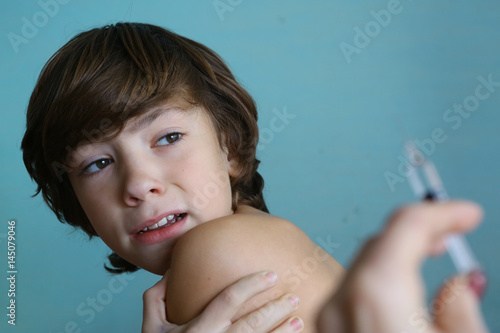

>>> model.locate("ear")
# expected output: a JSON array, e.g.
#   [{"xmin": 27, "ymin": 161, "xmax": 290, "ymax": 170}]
[
  {"xmin": 220, "ymin": 136, "xmax": 240, "ymax": 178},
  {"xmin": 227, "ymin": 156, "xmax": 240, "ymax": 178}
]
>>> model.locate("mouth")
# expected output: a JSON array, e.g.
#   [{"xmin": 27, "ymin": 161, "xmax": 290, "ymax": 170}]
[{"xmin": 137, "ymin": 213, "xmax": 187, "ymax": 234}]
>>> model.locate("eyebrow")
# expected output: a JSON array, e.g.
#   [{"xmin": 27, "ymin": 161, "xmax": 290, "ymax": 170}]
[
  {"xmin": 127, "ymin": 106, "xmax": 185, "ymax": 133},
  {"xmin": 66, "ymin": 106, "xmax": 189, "ymax": 166}
]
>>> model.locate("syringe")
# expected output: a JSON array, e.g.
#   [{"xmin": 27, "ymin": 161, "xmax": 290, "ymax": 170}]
[{"xmin": 404, "ymin": 141, "xmax": 487, "ymax": 297}]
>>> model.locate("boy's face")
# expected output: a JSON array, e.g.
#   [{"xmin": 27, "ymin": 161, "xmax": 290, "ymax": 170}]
[{"xmin": 67, "ymin": 98, "xmax": 236, "ymax": 275}]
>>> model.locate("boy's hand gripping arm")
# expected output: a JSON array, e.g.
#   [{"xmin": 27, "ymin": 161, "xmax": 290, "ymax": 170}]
[{"xmin": 142, "ymin": 271, "xmax": 303, "ymax": 333}]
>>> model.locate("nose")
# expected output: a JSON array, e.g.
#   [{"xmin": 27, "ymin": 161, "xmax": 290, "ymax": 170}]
[{"xmin": 121, "ymin": 156, "xmax": 165, "ymax": 206}]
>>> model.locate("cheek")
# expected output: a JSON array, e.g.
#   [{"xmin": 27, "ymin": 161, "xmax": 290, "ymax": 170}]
[
  {"xmin": 83, "ymin": 207, "xmax": 112, "ymax": 238},
  {"xmin": 182, "ymin": 164, "xmax": 233, "ymax": 215},
  {"xmin": 70, "ymin": 176, "xmax": 118, "ymax": 222},
  {"xmin": 85, "ymin": 213, "xmax": 124, "ymax": 255},
  {"xmin": 72, "ymin": 188, "xmax": 116, "ymax": 238}
]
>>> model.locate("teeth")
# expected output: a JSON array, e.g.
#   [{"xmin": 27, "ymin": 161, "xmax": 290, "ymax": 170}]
[
  {"xmin": 138, "ymin": 214, "xmax": 184, "ymax": 234},
  {"xmin": 158, "ymin": 217, "xmax": 167, "ymax": 227}
]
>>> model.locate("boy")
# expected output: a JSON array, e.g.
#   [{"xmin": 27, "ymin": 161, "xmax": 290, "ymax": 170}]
[{"xmin": 22, "ymin": 22, "xmax": 344, "ymax": 331}]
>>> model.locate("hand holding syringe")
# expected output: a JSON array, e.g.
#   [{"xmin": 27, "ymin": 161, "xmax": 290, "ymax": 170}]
[{"xmin": 404, "ymin": 142, "xmax": 487, "ymax": 298}]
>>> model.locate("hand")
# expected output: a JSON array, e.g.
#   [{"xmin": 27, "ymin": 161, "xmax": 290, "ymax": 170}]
[
  {"xmin": 142, "ymin": 271, "xmax": 303, "ymax": 333},
  {"xmin": 317, "ymin": 201, "xmax": 489, "ymax": 333}
]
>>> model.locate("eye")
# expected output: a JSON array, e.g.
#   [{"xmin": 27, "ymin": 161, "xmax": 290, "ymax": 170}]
[
  {"xmin": 156, "ymin": 132, "xmax": 182, "ymax": 146},
  {"xmin": 83, "ymin": 158, "xmax": 113, "ymax": 174}
]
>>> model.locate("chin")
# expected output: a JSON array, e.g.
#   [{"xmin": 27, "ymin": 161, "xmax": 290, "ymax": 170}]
[
  {"xmin": 132, "ymin": 258, "xmax": 169, "ymax": 275},
  {"xmin": 121, "ymin": 254, "xmax": 171, "ymax": 276}
]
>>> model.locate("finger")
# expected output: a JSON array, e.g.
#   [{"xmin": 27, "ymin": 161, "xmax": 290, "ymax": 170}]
[
  {"xmin": 271, "ymin": 316, "xmax": 304, "ymax": 333},
  {"xmin": 380, "ymin": 201, "xmax": 482, "ymax": 269},
  {"xmin": 196, "ymin": 271, "xmax": 279, "ymax": 327},
  {"xmin": 228, "ymin": 293, "xmax": 301, "ymax": 333},
  {"xmin": 433, "ymin": 274, "xmax": 489, "ymax": 333},
  {"xmin": 142, "ymin": 275, "xmax": 172, "ymax": 332}
]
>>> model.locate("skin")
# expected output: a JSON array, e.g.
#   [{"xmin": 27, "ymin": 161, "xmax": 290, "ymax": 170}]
[
  {"xmin": 142, "ymin": 201, "xmax": 489, "ymax": 333},
  {"xmin": 66, "ymin": 97, "xmax": 488, "ymax": 333},
  {"xmin": 166, "ymin": 205, "xmax": 345, "ymax": 332},
  {"xmin": 317, "ymin": 201, "xmax": 489, "ymax": 333},
  {"xmin": 68, "ymin": 97, "xmax": 345, "ymax": 331},
  {"xmin": 143, "ymin": 271, "xmax": 307, "ymax": 333},
  {"xmin": 67, "ymin": 97, "xmax": 238, "ymax": 274}
]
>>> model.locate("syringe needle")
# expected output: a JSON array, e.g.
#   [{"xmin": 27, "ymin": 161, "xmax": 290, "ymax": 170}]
[{"xmin": 404, "ymin": 142, "xmax": 486, "ymax": 288}]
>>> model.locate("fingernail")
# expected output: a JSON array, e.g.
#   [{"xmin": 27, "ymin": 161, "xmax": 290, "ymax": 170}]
[
  {"xmin": 288, "ymin": 294, "xmax": 300, "ymax": 307},
  {"xmin": 265, "ymin": 271, "xmax": 278, "ymax": 283},
  {"xmin": 468, "ymin": 269, "xmax": 487, "ymax": 299},
  {"xmin": 290, "ymin": 317, "xmax": 303, "ymax": 331}
]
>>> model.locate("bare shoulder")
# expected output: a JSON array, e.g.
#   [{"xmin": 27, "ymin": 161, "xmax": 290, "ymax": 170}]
[{"xmin": 166, "ymin": 206, "xmax": 344, "ymax": 327}]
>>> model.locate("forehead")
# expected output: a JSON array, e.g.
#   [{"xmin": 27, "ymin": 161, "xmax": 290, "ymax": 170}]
[
  {"xmin": 125, "ymin": 94, "xmax": 196, "ymax": 131},
  {"xmin": 68, "ymin": 104, "xmax": 186, "ymax": 157},
  {"xmin": 123, "ymin": 102, "xmax": 220, "ymax": 140},
  {"xmin": 125, "ymin": 105, "xmax": 190, "ymax": 133}
]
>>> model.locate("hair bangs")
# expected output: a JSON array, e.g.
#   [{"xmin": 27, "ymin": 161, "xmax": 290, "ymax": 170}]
[{"xmin": 42, "ymin": 23, "xmax": 202, "ymax": 169}]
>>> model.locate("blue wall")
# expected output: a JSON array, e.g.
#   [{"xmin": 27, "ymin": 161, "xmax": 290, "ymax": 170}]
[{"xmin": 1, "ymin": 0, "xmax": 499, "ymax": 331}]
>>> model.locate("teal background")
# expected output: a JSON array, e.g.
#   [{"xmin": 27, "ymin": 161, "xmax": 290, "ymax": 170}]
[{"xmin": 1, "ymin": 0, "xmax": 499, "ymax": 331}]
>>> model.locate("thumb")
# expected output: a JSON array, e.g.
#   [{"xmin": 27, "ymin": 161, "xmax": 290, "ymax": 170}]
[
  {"xmin": 433, "ymin": 272, "xmax": 488, "ymax": 333},
  {"xmin": 142, "ymin": 274, "xmax": 173, "ymax": 333}
]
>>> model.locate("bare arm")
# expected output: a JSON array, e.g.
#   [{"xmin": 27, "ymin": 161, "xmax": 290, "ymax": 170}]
[
  {"xmin": 142, "ymin": 270, "xmax": 304, "ymax": 333},
  {"xmin": 166, "ymin": 207, "xmax": 344, "ymax": 330}
]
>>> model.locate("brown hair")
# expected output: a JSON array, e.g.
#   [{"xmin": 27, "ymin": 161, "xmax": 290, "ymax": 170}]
[{"xmin": 21, "ymin": 22, "xmax": 268, "ymax": 273}]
